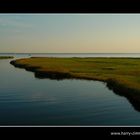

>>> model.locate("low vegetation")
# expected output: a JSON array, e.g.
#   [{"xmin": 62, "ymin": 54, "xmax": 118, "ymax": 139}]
[{"xmin": 10, "ymin": 57, "xmax": 140, "ymax": 111}]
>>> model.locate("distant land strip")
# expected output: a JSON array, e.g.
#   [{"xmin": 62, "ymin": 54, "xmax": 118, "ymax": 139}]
[{"xmin": 0, "ymin": 56, "xmax": 14, "ymax": 59}]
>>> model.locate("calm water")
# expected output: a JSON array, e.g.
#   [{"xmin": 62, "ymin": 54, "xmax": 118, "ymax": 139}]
[{"xmin": 1, "ymin": 54, "xmax": 140, "ymax": 125}]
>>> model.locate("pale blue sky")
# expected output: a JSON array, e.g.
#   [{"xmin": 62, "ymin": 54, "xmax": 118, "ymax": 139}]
[{"xmin": 0, "ymin": 14, "xmax": 140, "ymax": 53}]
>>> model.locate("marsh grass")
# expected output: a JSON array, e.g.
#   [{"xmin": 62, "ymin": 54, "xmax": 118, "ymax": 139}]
[
  {"xmin": 10, "ymin": 57, "xmax": 140, "ymax": 111},
  {"xmin": 10, "ymin": 57, "xmax": 140, "ymax": 93}
]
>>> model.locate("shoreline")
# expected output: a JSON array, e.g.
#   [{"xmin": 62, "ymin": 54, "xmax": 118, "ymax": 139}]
[
  {"xmin": 10, "ymin": 57, "xmax": 140, "ymax": 111},
  {"xmin": 10, "ymin": 58, "xmax": 140, "ymax": 92}
]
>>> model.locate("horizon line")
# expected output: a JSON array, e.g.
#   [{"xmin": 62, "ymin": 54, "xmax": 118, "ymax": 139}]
[{"xmin": 1, "ymin": 52, "xmax": 140, "ymax": 54}]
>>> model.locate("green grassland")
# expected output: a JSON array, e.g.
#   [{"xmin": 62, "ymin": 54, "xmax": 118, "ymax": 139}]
[
  {"xmin": 10, "ymin": 57, "xmax": 140, "ymax": 111},
  {"xmin": 10, "ymin": 57, "xmax": 140, "ymax": 95}
]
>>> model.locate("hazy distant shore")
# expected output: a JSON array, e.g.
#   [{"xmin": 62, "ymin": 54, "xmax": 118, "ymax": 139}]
[{"xmin": 0, "ymin": 56, "xmax": 14, "ymax": 59}]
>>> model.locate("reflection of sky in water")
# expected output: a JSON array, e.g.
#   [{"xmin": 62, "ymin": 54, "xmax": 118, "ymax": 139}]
[{"xmin": 0, "ymin": 57, "xmax": 140, "ymax": 125}]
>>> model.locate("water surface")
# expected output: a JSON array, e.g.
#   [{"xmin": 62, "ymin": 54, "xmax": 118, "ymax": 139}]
[{"xmin": 0, "ymin": 54, "xmax": 140, "ymax": 125}]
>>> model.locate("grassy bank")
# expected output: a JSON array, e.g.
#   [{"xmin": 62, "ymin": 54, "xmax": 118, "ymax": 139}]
[
  {"xmin": 10, "ymin": 57, "xmax": 140, "ymax": 88},
  {"xmin": 10, "ymin": 57, "xmax": 140, "ymax": 110},
  {"xmin": 0, "ymin": 56, "xmax": 14, "ymax": 59}
]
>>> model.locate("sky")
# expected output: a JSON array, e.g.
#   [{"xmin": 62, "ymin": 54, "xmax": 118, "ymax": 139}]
[{"xmin": 0, "ymin": 14, "xmax": 140, "ymax": 53}]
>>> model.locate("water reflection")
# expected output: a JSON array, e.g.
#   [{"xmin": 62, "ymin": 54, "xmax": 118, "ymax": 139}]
[
  {"xmin": 33, "ymin": 72, "xmax": 140, "ymax": 113},
  {"xmin": 107, "ymin": 84, "xmax": 140, "ymax": 112}
]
